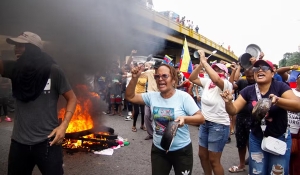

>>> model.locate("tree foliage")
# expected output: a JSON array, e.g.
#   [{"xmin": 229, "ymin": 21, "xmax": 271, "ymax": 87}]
[{"xmin": 279, "ymin": 52, "xmax": 300, "ymax": 67}]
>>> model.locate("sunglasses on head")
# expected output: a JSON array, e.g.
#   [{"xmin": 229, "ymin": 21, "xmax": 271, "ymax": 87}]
[
  {"xmin": 154, "ymin": 74, "xmax": 169, "ymax": 80},
  {"xmin": 252, "ymin": 66, "xmax": 271, "ymax": 72}
]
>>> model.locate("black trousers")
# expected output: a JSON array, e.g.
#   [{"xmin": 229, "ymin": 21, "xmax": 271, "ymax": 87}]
[
  {"xmin": 133, "ymin": 103, "xmax": 145, "ymax": 127},
  {"xmin": 8, "ymin": 139, "xmax": 64, "ymax": 175},
  {"xmin": 0, "ymin": 97, "xmax": 8, "ymax": 116},
  {"xmin": 151, "ymin": 143, "xmax": 193, "ymax": 175}
]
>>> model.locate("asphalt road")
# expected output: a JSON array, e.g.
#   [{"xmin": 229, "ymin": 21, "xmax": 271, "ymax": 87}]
[{"xmin": 0, "ymin": 111, "xmax": 249, "ymax": 175}]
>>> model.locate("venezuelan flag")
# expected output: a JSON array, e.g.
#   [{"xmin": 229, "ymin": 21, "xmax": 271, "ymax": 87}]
[
  {"xmin": 289, "ymin": 70, "xmax": 300, "ymax": 88},
  {"xmin": 163, "ymin": 55, "xmax": 173, "ymax": 64},
  {"xmin": 179, "ymin": 38, "xmax": 193, "ymax": 78}
]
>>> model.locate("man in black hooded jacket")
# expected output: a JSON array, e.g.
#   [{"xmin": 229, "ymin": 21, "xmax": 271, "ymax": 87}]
[{"xmin": 0, "ymin": 31, "xmax": 77, "ymax": 175}]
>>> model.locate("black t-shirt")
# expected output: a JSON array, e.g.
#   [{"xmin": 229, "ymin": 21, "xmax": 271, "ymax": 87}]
[
  {"xmin": 2, "ymin": 60, "xmax": 72, "ymax": 144},
  {"xmin": 236, "ymin": 79, "xmax": 251, "ymax": 117},
  {"xmin": 240, "ymin": 80, "xmax": 291, "ymax": 138}
]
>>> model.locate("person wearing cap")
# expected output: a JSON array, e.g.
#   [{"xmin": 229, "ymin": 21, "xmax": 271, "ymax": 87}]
[
  {"xmin": 0, "ymin": 32, "xmax": 77, "ymax": 175},
  {"xmin": 221, "ymin": 59, "xmax": 300, "ymax": 175},
  {"xmin": 189, "ymin": 50, "xmax": 233, "ymax": 175}
]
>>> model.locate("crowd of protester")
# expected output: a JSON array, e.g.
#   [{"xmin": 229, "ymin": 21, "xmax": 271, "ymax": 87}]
[
  {"xmin": 94, "ymin": 49, "xmax": 300, "ymax": 175},
  {"xmin": 1, "ymin": 30, "xmax": 300, "ymax": 175}
]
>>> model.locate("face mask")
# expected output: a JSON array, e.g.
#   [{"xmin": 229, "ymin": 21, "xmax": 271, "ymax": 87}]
[{"xmin": 218, "ymin": 73, "xmax": 226, "ymax": 79}]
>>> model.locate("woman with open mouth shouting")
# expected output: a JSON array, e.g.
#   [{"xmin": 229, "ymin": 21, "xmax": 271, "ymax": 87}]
[
  {"xmin": 220, "ymin": 59, "xmax": 300, "ymax": 175},
  {"xmin": 125, "ymin": 63, "xmax": 204, "ymax": 175}
]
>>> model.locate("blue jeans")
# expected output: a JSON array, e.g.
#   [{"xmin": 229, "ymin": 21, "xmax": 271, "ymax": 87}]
[
  {"xmin": 249, "ymin": 131, "xmax": 291, "ymax": 175},
  {"xmin": 193, "ymin": 97, "xmax": 201, "ymax": 110},
  {"xmin": 198, "ymin": 121, "xmax": 229, "ymax": 152}
]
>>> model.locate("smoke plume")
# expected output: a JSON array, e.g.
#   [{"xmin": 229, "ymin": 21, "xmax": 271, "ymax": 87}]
[{"xmin": 0, "ymin": 0, "xmax": 169, "ymax": 85}]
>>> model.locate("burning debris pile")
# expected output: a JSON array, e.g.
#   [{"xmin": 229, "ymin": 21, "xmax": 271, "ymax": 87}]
[{"xmin": 58, "ymin": 85, "xmax": 126, "ymax": 153}]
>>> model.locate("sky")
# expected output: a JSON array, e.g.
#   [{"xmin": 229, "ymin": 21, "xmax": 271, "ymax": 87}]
[{"xmin": 152, "ymin": 0, "xmax": 300, "ymax": 64}]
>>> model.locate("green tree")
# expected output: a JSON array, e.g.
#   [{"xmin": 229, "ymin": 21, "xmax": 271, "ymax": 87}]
[
  {"xmin": 279, "ymin": 58, "xmax": 286, "ymax": 67},
  {"xmin": 286, "ymin": 52, "xmax": 300, "ymax": 66},
  {"xmin": 279, "ymin": 52, "xmax": 292, "ymax": 67}
]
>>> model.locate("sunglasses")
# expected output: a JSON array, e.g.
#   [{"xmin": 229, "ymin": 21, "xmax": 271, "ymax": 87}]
[
  {"xmin": 252, "ymin": 66, "xmax": 271, "ymax": 72},
  {"xmin": 154, "ymin": 74, "xmax": 170, "ymax": 80}
]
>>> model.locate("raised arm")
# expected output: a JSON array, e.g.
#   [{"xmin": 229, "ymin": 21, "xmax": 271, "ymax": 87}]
[
  {"xmin": 277, "ymin": 65, "xmax": 299, "ymax": 82},
  {"xmin": 126, "ymin": 50, "xmax": 137, "ymax": 65},
  {"xmin": 189, "ymin": 61, "xmax": 203, "ymax": 87},
  {"xmin": 233, "ymin": 64, "xmax": 241, "ymax": 82},
  {"xmin": 229, "ymin": 64, "xmax": 239, "ymax": 90},
  {"xmin": 125, "ymin": 66, "xmax": 146, "ymax": 105},
  {"xmin": 198, "ymin": 50, "xmax": 225, "ymax": 90}
]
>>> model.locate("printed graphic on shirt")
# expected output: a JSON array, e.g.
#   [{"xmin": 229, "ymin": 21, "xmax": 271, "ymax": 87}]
[
  {"xmin": 44, "ymin": 79, "xmax": 51, "ymax": 90},
  {"xmin": 43, "ymin": 79, "xmax": 51, "ymax": 94},
  {"xmin": 153, "ymin": 106, "xmax": 174, "ymax": 135},
  {"xmin": 288, "ymin": 112, "xmax": 300, "ymax": 126}
]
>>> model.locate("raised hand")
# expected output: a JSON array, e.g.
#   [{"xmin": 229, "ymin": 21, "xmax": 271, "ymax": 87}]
[
  {"xmin": 250, "ymin": 57, "xmax": 257, "ymax": 65},
  {"xmin": 220, "ymin": 90, "xmax": 233, "ymax": 102},
  {"xmin": 259, "ymin": 52, "xmax": 264, "ymax": 60},
  {"xmin": 197, "ymin": 50, "xmax": 207, "ymax": 63},
  {"xmin": 291, "ymin": 65, "xmax": 299, "ymax": 70},
  {"xmin": 131, "ymin": 65, "xmax": 144, "ymax": 78}
]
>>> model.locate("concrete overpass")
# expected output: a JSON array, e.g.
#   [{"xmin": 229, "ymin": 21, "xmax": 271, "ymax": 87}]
[{"xmin": 131, "ymin": 3, "xmax": 238, "ymax": 63}]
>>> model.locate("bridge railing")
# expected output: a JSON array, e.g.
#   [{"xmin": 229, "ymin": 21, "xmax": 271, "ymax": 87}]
[{"xmin": 138, "ymin": 5, "xmax": 238, "ymax": 60}]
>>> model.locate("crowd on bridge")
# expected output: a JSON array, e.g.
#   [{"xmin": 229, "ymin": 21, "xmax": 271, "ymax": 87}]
[{"xmin": 1, "ymin": 31, "xmax": 300, "ymax": 175}]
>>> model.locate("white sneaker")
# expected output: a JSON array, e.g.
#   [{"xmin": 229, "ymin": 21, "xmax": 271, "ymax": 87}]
[
  {"xmin": 128, "ymin": 111, "xmax": 132, "ymax": 116},
  {"xmin": 125, "ymin": 116, "xmax": 132, "ymax": 121}
]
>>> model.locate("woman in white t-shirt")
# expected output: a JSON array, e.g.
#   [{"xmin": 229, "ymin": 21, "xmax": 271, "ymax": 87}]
[{"xmin": 189, "ymin": 50, "xmax": 233, "ymax": 175}]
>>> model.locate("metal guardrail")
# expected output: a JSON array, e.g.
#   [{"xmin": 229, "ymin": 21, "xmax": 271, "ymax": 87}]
[{"xmin": 135, "ymin": 4, "xmax": 238, "ymax": 61}]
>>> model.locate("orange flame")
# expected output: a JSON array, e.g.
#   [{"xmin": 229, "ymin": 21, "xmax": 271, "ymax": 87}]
[
  {"xmin": 59, "ymin": 85, "xmax": 99, "ymax": 133},
  {"xmin": 59, "ymin": 85, "xmax": 110, "ymax": 149}
]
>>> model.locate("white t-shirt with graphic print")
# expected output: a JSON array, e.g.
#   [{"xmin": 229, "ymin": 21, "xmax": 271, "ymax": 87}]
[{"xmin": 200, "ymin": 78, "xmax": 233, "ymax": 126}]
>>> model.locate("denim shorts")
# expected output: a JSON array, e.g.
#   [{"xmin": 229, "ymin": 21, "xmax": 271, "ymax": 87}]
[{"xmin": 198, "ymin": 120, "xmax": 229, "ymax": 152}]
